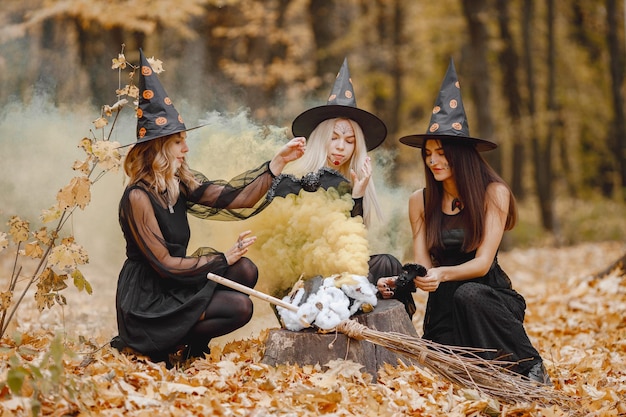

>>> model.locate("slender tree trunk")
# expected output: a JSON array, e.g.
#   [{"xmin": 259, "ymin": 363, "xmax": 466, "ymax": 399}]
[
  {"xmin": 544, "ymin": 0, "xmax": 557, "ymax": 235},
  {"xmin": 524, "ymin": 0, "xmax": 554, "ymax": 232},
  {"xmin": 460, "ymin": 0, "xmax": 500, "ymax": 173},
  {"xmin": 606, "ymin": 0, "xmax": 626, "ymax": 199},
  {"xmin": 496, "ymin": 0, "xmax": 525, "ymax": 199},
  {"xmin": 390, "ymin": 0, "xmax": 403, "ymax": 139},
  {"xmin": 308, "ymin": 1, "xmax": 349, "ymax": 94}
]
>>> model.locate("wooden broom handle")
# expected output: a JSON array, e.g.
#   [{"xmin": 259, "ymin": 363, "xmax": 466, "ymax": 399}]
[{"xmin": 207, "ymin": 273, "xmax": 298, "ymax": 312}]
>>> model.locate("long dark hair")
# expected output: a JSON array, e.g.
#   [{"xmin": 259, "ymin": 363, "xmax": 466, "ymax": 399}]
[{"xmin": 421, "ymin": 139, "xmax": 517, "ymax": 254}]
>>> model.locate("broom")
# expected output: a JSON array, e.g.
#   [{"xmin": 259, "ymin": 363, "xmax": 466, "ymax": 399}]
[{"xmin": 207, "ymin": 273, "xmax": 576, "ymax": 410}]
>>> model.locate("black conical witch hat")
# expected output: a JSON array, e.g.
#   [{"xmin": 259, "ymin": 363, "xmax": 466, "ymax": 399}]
[
  {"xmin": 399, "ymin": 58, "xmax": 497, "ymax": 152},
  {"xmin": 292, "ymin": 58, "xmax": 387, "ymax": 151},
  {"xmin": 134, "ymin": 49, "xmax": 205, "ymax": 144}
]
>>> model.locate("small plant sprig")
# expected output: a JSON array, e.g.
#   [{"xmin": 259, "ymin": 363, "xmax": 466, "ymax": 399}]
[{"xmin": 0, "ymin": 45, "xmax": 156, "ymax": 341}]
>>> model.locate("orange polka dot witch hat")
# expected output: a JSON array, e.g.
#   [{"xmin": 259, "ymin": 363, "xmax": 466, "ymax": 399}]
[
  {"xmin": 291, "ymin": 57, "xmax": 387, "ymax": 151},
  {"xmin": 135, "ymin": 49, "xmax": 205, "ymax": 144},
  {"xmin": 399, "ymin": 58, "xmax": 497, "ymax": 152}
]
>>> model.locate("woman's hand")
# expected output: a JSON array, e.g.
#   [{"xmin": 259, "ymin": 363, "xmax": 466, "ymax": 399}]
[
  {"xmin": 413, "ymin": 267, "xmax": 443, "ymax": 292},
  {"xmin": 376, "ymin": 276, "xmax": 397, "ymax": 299},
  {"xmin": 269, "ymin": 137, "xmax": 307, "ymax": 175},
  {"xmin": 351, "ymin": 156, "xmax": 372, "ymax": 198},
  {"xmin": 224, "ymin": 230, "xmax": 257, "ymax": 265}
]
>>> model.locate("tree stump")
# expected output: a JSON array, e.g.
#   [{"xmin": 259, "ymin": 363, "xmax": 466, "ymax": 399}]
[{"xmin": 261, "ymin": 299, "xmax": 419, "ymax": 379}]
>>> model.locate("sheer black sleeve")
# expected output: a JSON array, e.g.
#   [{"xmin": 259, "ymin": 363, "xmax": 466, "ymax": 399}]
[
  {"xmin": 185, "ymin": 161, "xmax": 276, "ymax": 220},
  {"xmin": 120, "ymin": 186, "xmax": 228, "ymax": 285}
]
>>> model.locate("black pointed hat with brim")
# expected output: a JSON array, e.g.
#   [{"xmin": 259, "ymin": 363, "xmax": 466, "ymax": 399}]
[
  {"xmin": 291, "ymin": 58, "xmax": 387, "ymax": 151},
  {"xmin": 131, "ymin": 48, "xmax": 206, "ymax": 145},
  {"xmin": 399, "ymin": 58, "xmax": 497, "ymax": 152}
]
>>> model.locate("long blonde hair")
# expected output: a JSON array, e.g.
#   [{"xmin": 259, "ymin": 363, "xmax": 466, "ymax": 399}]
[
  {"xmin": 123, "ymin": 133, "xmax": 200, "ymax": 205},
  {"xmin": 284, "ymin": 118, "xmax": 383, "ymax": 226}
]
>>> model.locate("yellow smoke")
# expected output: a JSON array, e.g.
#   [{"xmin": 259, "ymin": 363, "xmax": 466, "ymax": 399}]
[{"xmin": 245, "ymin": 188, "xmax": 370, "ymax": 298}]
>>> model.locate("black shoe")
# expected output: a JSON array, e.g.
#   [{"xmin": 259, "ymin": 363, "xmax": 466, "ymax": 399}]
[
  {"xmin": 527, "ymin": 361, "xmax": 552, "ymax": 386},
  {"xmin": 110, "ymin": 335, "xmax": 127, "ymax": 351}
]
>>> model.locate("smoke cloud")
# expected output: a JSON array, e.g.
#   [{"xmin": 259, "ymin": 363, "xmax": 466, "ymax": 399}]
[{"xmin": 0, "ymin": 98, "xmax": 418, "ymax": 344}]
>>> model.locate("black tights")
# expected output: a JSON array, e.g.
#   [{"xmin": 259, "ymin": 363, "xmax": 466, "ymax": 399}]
[{"xmin": 183, "ymin": 258, "xmax": 258, "ymax": 356}]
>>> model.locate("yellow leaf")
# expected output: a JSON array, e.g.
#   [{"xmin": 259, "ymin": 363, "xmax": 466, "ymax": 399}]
[
  {"xmin": 111, "ymin": 53, "xmax": 127, "ymax": 70},
  {"xmin": 103, "ymin": 99, "xmax": 128, "ymax": 115},
  {"xmin": 73, "ymin": 177, "xmax": 91, "ymax": 209},
  {"xmin": 0, "ymin": 290, "xmax": 12, "ymax": 311},
  {"xmin": 78, "ymin": 137, "xmax": 92, "ymax": 154},
  {"xmin": 34, "ymin": 289, "xmax": 55, "ymax": 311},
  {"xmin": 0, "ymin": 232, "xmax": 8, "ymax": 251},
  {"xmin": 57, "ymin": 183, "xmax": 75, "ymax": 210},
  {"xmin": 33, "ymin": 227, "xmax": 51, "ymax": 246},
  {"xmin": 72, "ymin": 269, "xmax": 93, "ymax": 295},
  {"xmin": 147, "ymin": 56, "xmax": 164, "ymax": 73},
  {"xmin": 40, "ymin": 206, "xmax": 62, "ymax": 223},
  {"xmin": 116, "ymin": 85, "xmax": 130, "ymax": 96},
  {"xmin": 127, "ymin": 85, "xmax": 139, "ymax": 99},
  {"xmin": 7, "ymin": 216, "xmax": 29, "ymax": 244},
  {"xmin": 72, "ymin": 158, "xmax": 91, "ymax": 175},
  {"xmin": 92, "ymin": 140, "xmax": 122, "ymax": 172},
  {"xmin": 56, "ymin": 177, "xmax": 92, "ymax": 210},
  {"xmin": 48, "ymin": 245, "xmax": 77, "ymax": 272},
  {"xmin": 24, "ymin": 242, "xmax": 43, "ymax": 259},
  {"xmin": 93, "ymin": 117, "xmax": 108, "ymax": 130}
]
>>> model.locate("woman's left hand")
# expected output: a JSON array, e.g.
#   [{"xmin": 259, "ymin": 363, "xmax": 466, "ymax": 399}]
[
  {"xmin": 224, "ymin": 230, "xmax": 257, "ymax": 265},
  {"xmin": 351, "ymin": 156, "xmax": 372, "ymax": 198},
  {"xmin": 269, "ymin": 137, "xmax": 306, "ymax": 175},
  {"xmin": 376, "ymin": 276, "xmax": 397, "ymax": 298}
]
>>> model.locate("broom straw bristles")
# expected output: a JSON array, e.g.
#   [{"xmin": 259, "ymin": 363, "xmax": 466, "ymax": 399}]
[{"xmin": 207, "ymin": 273, "xmax": 576, "ymax": 411}]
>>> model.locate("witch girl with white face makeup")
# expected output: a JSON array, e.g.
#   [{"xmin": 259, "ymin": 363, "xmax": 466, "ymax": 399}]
[
  {"xmin": 110, "ymin": 50, "xmax": 305, "ymax": 367},
  {"xmin": 265, "ymin": 58, "xmax": 417, "ymax": 318},
  {"xmin": 399, "ymin": 59, "xmax": 551, "ymax": 385}
]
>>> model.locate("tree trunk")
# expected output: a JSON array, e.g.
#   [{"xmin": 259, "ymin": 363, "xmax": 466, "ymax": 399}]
[
  {"xmin": 524, "ymin": 0, "xmax": 554, "ymax": 232},
  {"xmin": 496, "ymin": 0, "xmax": 525, "ymax": 199},
  {"xmin": 606, "ymin": 0, "xmax": 626, "ymax": 199},
  {"xmin": 308, "ymin": 1, "xmax": 352, "ymax": 94},
  {"xmin": 460, "ymin": 0, "xmax": 500, "ymax": 173},
  {"xmin": 544, "ymin": 0, "xmax": 558, "ymax": 235}
]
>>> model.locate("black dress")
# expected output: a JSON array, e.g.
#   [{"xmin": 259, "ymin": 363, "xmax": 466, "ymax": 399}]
[
  {"xmin": 115, "ymin": 162, "xmax": 275, "ymax": 357},
  {"xmin": 422, "ymin": 210, "xmax": 542, "ymax": 375},
  {"xmin": 268, "ymin": 168, "xmax": 410, "ymax": 315}
]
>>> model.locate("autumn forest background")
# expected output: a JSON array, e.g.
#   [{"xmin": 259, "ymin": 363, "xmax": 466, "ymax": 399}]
[{"xmin": 0, "ymin": 0, "xmax": 626, "ymax": 415}]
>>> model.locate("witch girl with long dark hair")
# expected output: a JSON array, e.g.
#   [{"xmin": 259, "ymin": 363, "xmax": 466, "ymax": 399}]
[{"xmin": 400, "ymin": 59, "xmax": 551, "ymax": 384}]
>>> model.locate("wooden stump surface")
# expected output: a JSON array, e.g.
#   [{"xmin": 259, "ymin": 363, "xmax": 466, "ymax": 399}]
[{"xmin": 261, "ymin": 299, "xmax": 419, "ymax": 379}]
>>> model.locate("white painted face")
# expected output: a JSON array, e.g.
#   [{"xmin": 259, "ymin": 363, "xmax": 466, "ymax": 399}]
[{"xmin": 326, "ymin": 119, "xmax": 356, "ymax": 168}]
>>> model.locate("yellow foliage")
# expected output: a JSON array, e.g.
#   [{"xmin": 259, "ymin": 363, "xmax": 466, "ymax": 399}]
[
  {"xmin": 23, "ymin": 242, "xmax": 44, "ymax": 259},
  {"xmin": 56, "ymin": 176, "xmax": 92, "ymax": 210},
  {"xmin": 92, "ymin": 117, "xmax": 108, "ymax": 129},
  {"xmin": 111, "ymin": 53, "xmax": 127, "ymax": 70},
  {"xmin": 71, "ymin": 269, "xmax": 93, "ymax": 295},
  {"xmin": 47, "ymin": 239, "xmax": 88, "ymax": 272},
  {"xmin": 40, "ymin": 206, "xmax": 62, "ymax": 223},
  {"xmin": 92, "ymin": 140, "xmax": 122, "ymax": 171},
  {"xmin": 7, "ymin": 216, "xmax": 29, "ymax": 244},
  {"xmin": 33, "ymin": 227, "xmax": 52, "ymax": 246},
  {"xmin": 0, "ymin": 232, "xmax": 8, "ymax": 251},
  {"xmin": 0, "ymin": 291, "xmax": 11, "ymax": 311}
]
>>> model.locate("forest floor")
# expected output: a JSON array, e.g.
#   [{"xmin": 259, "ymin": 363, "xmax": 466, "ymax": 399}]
[{"xmin": 0, "ymin": 240, "xmax": 625, "ymax": 416}]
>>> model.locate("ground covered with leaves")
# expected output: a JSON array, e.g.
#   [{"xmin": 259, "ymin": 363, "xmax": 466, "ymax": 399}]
[{"xmin": 0, "ymin": 241, "xmax": 625, "ymax": 416}]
